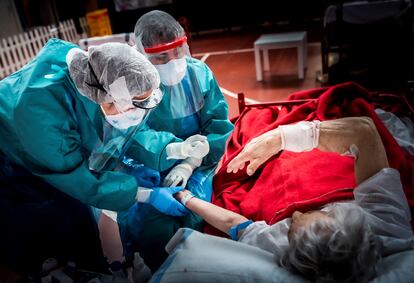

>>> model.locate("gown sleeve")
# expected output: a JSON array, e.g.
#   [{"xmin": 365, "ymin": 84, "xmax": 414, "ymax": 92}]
[
  {"xmin": 14, "ymin": 86, "xmax": 138, "ymax": 212},
  {"xmin": 126, "ymin": 122, "xmax": 183, "ymax": 172},
  {"xmin": 198, "ymin": 64, "xmax": 234, "ymax": 166}
]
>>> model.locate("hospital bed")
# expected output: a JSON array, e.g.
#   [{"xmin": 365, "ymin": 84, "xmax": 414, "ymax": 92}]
[
  {"xmin": 224, "ymin": 82, "xmax": 414, "ymax": 229},
  {"xmin": 149, "ymin": 82, "xmax": 414, "ymax": 282}
]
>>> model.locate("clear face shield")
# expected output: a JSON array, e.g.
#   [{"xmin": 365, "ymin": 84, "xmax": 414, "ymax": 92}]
[
  {"xmin": 138, "ymin": 36, "xmax": 204, "ymax": 119},
  {"xmin": 88, "ymin": 75, "xmax": 163, "ymax": 173},
  {"xmin": 143, "ymin": 36, "xmax": 191, "ymax": 64}
]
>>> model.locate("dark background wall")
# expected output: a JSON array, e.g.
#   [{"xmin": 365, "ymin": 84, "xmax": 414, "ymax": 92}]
[
  {"xmin": 107, "ymin": 0, "xmax": 327, "ymax": 34},
  {"xmin": 9, "ymin": 0, "xmax": 414, "ymax": 88},
  {"xmin": 12, "ymin": 0, "xmax": 328, "ymax": 35}
]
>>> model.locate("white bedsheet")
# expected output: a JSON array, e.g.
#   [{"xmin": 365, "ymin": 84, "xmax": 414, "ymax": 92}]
[{"xmin": 376, "ymin": 108, "xmax": 414, "ymax": 154}]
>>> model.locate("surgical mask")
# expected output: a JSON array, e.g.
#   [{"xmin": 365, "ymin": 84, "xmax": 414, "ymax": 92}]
[
  {"xmin": 102, "ymin": 107, "xmax": 147, "ymax": 130},
  {"xmin": 155, "ymin": 57, "xmax": 187, "ymax": 86}
]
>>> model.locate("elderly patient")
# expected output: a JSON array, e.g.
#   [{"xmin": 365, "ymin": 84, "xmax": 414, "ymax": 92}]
[{"xmin": 175, "ymin": 117, "xmax": 414, "ymax": 283}]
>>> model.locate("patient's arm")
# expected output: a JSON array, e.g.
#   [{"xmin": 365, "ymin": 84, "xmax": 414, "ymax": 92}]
[
  {"xmin": 227, "ymin": 127, "xmax": 282, "ymax": 176},
  {"xmin": 175, "ymin": 190, "xmax": 249, "ymax": 235},
  {"xmin": 317, "ymin": 117, "xmax": 388, "ymax": 184},
  {"xmin": 227, "ymin": 117, "xmax": 389, "ymax": 185}
]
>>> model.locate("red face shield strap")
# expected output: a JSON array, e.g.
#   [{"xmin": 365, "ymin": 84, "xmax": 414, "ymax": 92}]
[{"xmin": 144, "ymin": 36, "xmax": 187, "ymax": 54}]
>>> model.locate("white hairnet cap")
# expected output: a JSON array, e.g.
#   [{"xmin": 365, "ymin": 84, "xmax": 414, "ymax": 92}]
[
  {"xmin": 68, "ymin": 42, "xmax": 160, "ymax": 104},
  {"xmin": 134, "ymin": 10, "xmax": 185, "ymax": 50}
]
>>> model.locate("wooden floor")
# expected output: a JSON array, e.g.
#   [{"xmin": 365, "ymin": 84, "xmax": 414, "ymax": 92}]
[{"xmin": 190, "ymin": 29, "xmax": 324, "ymax": 118}]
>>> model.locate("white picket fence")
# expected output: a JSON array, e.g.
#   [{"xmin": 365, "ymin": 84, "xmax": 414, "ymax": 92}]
[
  {"xmin": 59, "ymin": 19, "xmax": 81, "ymax": 43},
  {"xmin": 0, "ymin": 19, "xmax": 85, "ymax": 79},
  {"xmin": 79, "ymin": 17, "xmax": 89, "ymax": 38}
]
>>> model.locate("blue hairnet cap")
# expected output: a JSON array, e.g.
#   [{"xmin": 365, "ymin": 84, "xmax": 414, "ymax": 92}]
[{"xmin": 68, "ymin": 42, "xmax": 160, "ymax": 105}]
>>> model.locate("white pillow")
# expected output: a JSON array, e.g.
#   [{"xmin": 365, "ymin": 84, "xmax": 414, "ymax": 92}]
[
  {"xmin": 150, "ymin": 228, "xmax": 414, "ymax": 283},
  {"xmin": 150, "ymin": 228, "xmax": 308, "ymax": 283}
]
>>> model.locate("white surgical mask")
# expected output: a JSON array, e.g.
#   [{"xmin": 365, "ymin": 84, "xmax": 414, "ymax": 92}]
[
  {"xmin": 103, "ymin": 108, "xmax": 147, "ymax": 130},
  {"xmin": 155, "ymin": 57, "xmax": 187, "ymax": 86}
]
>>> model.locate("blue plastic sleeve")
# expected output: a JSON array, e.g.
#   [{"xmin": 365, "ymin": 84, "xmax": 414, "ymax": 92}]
[{"xmin": 228, "ymin": 220, "xmax": 253, "ymax": 241}]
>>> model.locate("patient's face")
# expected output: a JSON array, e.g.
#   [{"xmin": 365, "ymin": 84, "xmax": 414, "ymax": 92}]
[{"xmin": 288, "ymin": 210, "xmax": 331, "ymax": 241}]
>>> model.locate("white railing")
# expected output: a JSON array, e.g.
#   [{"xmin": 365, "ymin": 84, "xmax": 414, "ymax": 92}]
[
  {"xmin": 0, "ymin": 19, "xmax": 84, "ymax": 79},
  {"xmin": 78, "ymin": 33, "xmax": 135, "ymax": 51},
  {"xmin": 59, "ymin": 19, "xmax": 80, "ymax": 44},
  {"xmin": 79, "ymin": 17, "xmax": 89, "ymax": 38}
]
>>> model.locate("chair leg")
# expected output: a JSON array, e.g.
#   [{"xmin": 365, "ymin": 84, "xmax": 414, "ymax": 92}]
[
  {"xmin": 255, "ymin": 47, "xmax": 263, "ymax": 81},
  {"xmin": 298, "ymin": 45, "xmax": 305, "ymax": 79},
  {"xmin": 263, "ymin": 49, "xmax": 270, "ymax": 71}
]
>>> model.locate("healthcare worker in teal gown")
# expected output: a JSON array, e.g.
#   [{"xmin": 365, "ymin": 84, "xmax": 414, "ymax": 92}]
[
  {"xmin": 0, "ymin": 39, "xmax": 197, "ymax": 275},
  {"xmin": 120, "ymin": 10, "xmax": 234, "ymax": 271}
]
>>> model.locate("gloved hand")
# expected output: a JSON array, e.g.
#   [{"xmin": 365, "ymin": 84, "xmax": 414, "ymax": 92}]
[
  {"xmin": 166, "ymin": 134, "xmax": 209, "ymax": 160},
  {"xmin": 120, "ymin": 157, "xmax": 160, "ymax": 187},
  {"xmin": 163, "ymin": 157, "xmax": 202, "ymax": 187},
  {"xmin": 130, "ymin": 166, "xmax": 160, "ymax": 188},
  {"xmin": 139, "ymin": 186, "xmax": 187, "ymax": 216}
]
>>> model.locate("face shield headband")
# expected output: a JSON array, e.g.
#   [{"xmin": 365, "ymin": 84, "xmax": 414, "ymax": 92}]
[{"xmin": 144, "ymin": 36, "xmax": 187, "ymax": 54}]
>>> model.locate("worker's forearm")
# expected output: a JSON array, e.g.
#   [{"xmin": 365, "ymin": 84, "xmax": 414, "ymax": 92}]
[{"xmin": 177, "ymin": 190, "xmax": 248, "ymax": 234}]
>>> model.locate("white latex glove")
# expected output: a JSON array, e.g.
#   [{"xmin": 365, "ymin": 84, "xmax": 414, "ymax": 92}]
[
  {"xmin": 166, "ymin": 134, "xmax": 209, "ymax": 160},
  {"xmin": 163, "ymin": 157, "xmax": 202, "ymax": 187}
]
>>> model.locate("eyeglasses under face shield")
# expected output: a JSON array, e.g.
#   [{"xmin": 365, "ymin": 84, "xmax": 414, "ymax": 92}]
[
  {"xmin": 101, "ymin": 76, "xmax": 163, "ymax": 114},
  {"xmin": 131, "ymin": 88, "xmax": 163, "ymax": 110}
]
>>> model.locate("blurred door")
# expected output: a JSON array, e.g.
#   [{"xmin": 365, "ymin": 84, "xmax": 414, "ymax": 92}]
[{"xmin": 0, "ymin": 0, "xmax": 23, "ymax": 38}]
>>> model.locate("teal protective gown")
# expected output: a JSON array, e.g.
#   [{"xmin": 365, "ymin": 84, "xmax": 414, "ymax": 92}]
[
  {"xmin": 119, "ymin": 57, "xmax": 234, "ymax": 271},
  {"xmin": 0, "ymin": 39, "xmax": 138, "ymax": 212},
  {"xmin": 127, "ymin": 57, "xmax": 234, "ymax": 174}
]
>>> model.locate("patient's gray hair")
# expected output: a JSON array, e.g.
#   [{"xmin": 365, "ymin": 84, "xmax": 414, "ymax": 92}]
[{"xmin": 280, "ymin": 203, "xmax": 379, "ymax": 283}]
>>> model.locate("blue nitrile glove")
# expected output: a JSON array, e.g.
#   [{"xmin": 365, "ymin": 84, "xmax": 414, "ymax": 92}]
[
  {"xmin": 146, "ymin": 186, "xmax": 188, "ymax": 216},
  {"xmin": 131, "ymin": 166, "xmax": 160, "ymax": 188},
  {"xmin": 121, "ymin": 157, "xmax": 160, "ymax": 187}
]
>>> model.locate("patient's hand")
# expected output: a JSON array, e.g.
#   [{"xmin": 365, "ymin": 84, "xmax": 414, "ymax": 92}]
[{"xmin": 227, "ymin": 128, "xmax": 282, "ymax": 176}]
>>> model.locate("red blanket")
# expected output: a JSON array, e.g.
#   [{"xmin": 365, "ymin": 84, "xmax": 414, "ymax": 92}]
[{"xmin": 207, "ymin": 82, "xmax": 414, "ymax": 234}]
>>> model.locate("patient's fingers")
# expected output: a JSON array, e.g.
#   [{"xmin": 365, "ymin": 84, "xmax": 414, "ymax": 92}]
[
  {"xmin": 227, "ymin": 152, "xmax": 251, "ymax": 173},
  {"xmin": 228, "ymin": 160, "xmax": 241, "ymax": 173},
  {"xmin": 246, "ymin": 159, "xmax": 262, "ymax": 176}
]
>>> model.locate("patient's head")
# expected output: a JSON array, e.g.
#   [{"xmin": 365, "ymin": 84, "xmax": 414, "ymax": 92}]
[{"xmin": 280, "ymin": 203, "xmax": 379, "ymax": 283}]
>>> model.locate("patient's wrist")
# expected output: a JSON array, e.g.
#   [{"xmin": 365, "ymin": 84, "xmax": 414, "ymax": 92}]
[
  {"xmin": 271, "ymin": 128, "xmax": 282, "ymax": 153},
  {"xmin": 177, "ymin": 190, "xmax": 195, "ymax": 206},
  {"xmin": 175, "ymin": 189, "xmax": 190, "ymax": 199}
]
